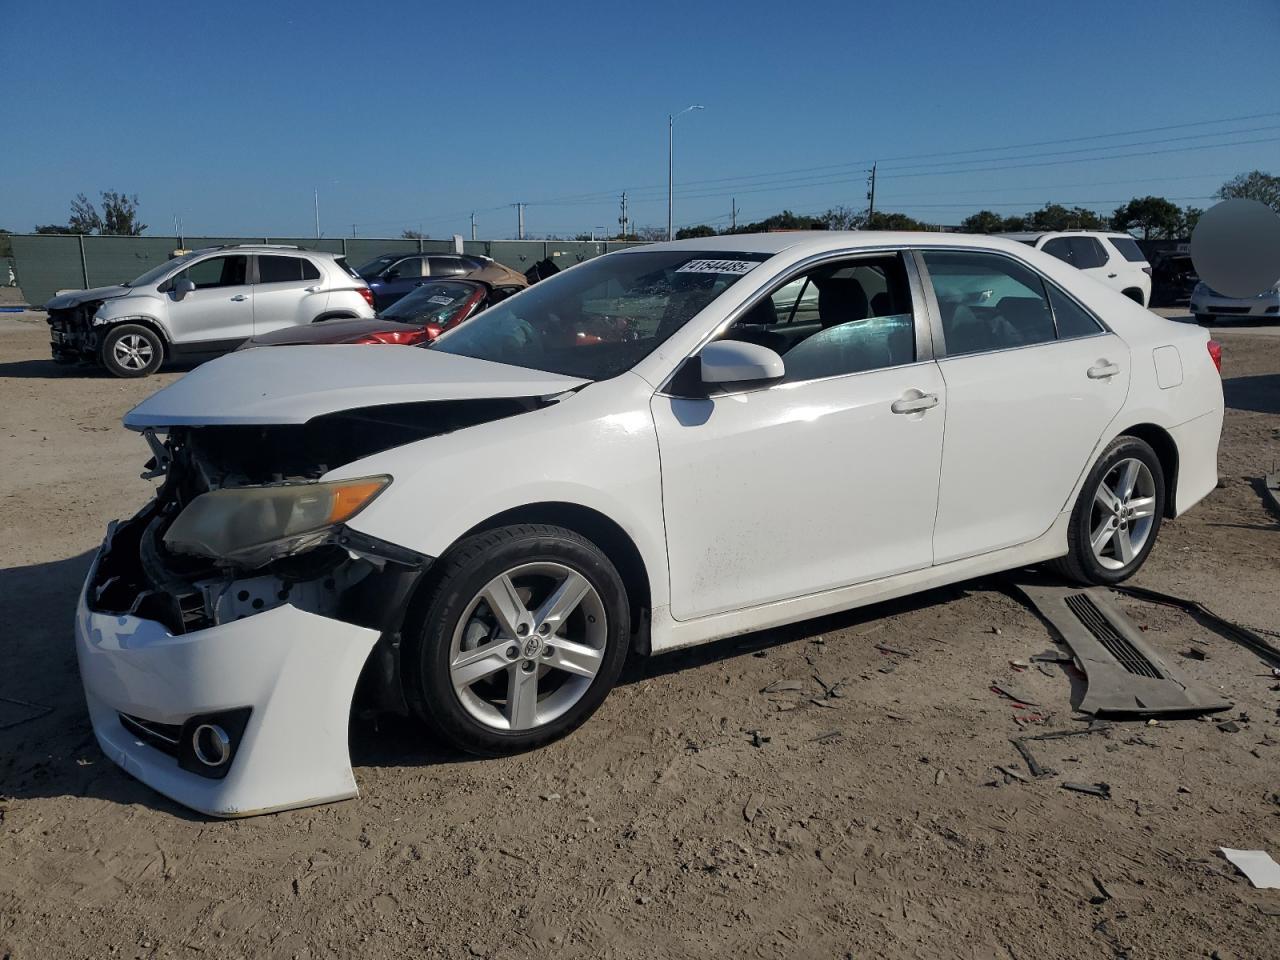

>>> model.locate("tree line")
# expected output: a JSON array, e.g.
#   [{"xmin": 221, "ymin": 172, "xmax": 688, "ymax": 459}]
[{"xmin": 673, "ymin": 170, "xmax": 1279, "ymax": 241}]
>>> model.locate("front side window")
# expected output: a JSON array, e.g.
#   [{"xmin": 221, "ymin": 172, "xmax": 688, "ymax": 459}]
[
  {"xmin": 923, "ymin": 250, "xmax": 1105, "ymax": 354},
  {"xmin": 355, "ymin": 254, "xmax": 399, "ymax": 278},
  {"xmin": 720, "ymin": 254, "xmax": 916, "ymax": 383},
  {"xmin": 176, "ymin": 255, "xmax": 248, "ymax": 290},
  {"xmin": 432, "ymin": 251, "xmax": 770, "ymax": 380},
  {"xmin": 388, "ymin": 257, "xmax": 425, "ymax": 279}
]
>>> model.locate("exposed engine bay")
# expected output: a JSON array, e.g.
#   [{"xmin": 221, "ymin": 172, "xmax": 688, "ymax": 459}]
[{"xmin": 86, "ymin": 398, "xmax": 547, "ymax": 637}]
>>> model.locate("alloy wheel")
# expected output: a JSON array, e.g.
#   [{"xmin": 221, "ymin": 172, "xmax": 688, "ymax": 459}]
[
  {"xmin": 113, "ymin": 334, "xmax": 154, "ymax": 371},
  {"xmin": 1089, "ymin": 457, "xmax": 1157, "ymax": 570},
  {"xmin": 448, "ymin": 561, "xmax": 607, "ymax": 732}
]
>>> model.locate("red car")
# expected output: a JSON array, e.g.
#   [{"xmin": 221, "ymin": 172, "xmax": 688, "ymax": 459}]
[{"xmin": 240, "ymin": 277, "xmax": 524, "ymax": 348}]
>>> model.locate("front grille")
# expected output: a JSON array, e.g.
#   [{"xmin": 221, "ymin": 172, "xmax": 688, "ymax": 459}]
[
  {"xmin": 119, "ymin": 713, "xmax": 182, "ymax": 757},
  {"xmin": 1063, "ymin": 593, "xmax": 1162, "ymax": 678}
]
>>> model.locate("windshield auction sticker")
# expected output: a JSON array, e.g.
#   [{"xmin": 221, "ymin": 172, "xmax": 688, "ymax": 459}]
[{"xmin": 676, "ymin": 259, "xmax": 758, "ymax": 275}]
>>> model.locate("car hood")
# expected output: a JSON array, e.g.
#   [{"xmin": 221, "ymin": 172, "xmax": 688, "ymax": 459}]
[
  {"xmin": 45, "ymin": 284, "xmax": 132, "ymax": 310},
  {"xmin": 124, "ymin": 345, "xmax": 588, "ymax": 428},
  {"xmin": 241, "ymin": 319, "xmax": 412, "ymax": 347}
]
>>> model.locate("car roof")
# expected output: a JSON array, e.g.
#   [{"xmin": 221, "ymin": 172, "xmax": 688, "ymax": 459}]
[
  {"xmin": 618, "ymin": 230, "xmax": 1048, "ymax": 258},
  {"xmin": 996, "ymin": 230, "xmax": 1137, "ymax": 242},
  {"xmin": 189, "ymin": 244, "xmax": 340, "ymax": 258}
]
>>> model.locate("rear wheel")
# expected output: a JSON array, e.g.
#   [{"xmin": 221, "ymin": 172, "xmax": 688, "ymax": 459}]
[
  {"xmin": 1051, "ymin": 435, "xmax": 1166, "ymax": 584},
  {"xmin": 404, "ymin": 524, "xmax": 630, "ymax": 756},
  {"xmin": 100, "ymin": 324, "xmax": 164, "ymax": 378}
]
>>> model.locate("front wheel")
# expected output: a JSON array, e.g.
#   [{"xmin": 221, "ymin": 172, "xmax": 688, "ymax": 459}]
[
  {"xmin": 1051, "ymin": 436, "xmax": 1166, "ymax": 584},
  {"xmin": 101, "ymin": 324, "xmax": 164, "ymax": 377},
  {"xmin": 404, "ymin": 523, "xmax": 631, "ymax": 756}
]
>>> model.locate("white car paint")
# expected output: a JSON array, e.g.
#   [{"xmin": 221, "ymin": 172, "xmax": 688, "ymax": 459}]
[
  {"xmin": 1189, "ymin": 281, "xmax": 1280, "ymax": 321},
  {"xmin": 78, "ymin": 231, "xmax": 1223, "ymax": 816},
  {"xmin": 1000, "ymin": 231, "xmax": 1152, "ymax": 306}
]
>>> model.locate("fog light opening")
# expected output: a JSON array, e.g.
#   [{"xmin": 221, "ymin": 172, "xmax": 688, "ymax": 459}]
[{"xmin": 192, "ymin": 723, "xmax": 231, "ymax": 767}]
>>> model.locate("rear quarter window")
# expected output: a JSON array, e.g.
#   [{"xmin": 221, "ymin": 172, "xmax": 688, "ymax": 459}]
[
  {"xmin": 332, "ymin": 257, "xmax": 361, "ymax": 279},
  {"xmin": 1108, "ymin": 237, "xmax": 1148, "ymax": 262}
]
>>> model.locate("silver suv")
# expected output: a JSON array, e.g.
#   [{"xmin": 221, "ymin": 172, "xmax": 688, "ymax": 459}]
[{"xmin": 46, "ymin": 245, "xmax": 376, "ymax": 377}]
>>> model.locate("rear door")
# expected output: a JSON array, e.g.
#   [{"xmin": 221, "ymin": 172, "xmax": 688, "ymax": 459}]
[
  {"xmin": 917, "ymin": 248, "xmax": 1130, "ymax": 563},
  {"xmin": 164, "ymin": 254, "xmax": 253, "ymax": 347},
  {"xmin": 251, "ymin": 255, "xmax": 327, "ymax": 336}
]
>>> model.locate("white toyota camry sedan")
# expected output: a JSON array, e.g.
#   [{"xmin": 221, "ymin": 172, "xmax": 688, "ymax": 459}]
[{"xmin": 76, "ymin": 232, "xmax": 1224, "ymax": 816}]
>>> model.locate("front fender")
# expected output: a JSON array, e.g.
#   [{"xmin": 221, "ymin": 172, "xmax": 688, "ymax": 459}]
[{"xmin": 329, "ymin": 374, "xmax": 671, "ymax": 609}]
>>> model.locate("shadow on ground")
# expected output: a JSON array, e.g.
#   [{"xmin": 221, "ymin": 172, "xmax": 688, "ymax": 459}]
[{"xmin": 1223, "ymin": 373, "xmax": 1280, "ymax": 415}]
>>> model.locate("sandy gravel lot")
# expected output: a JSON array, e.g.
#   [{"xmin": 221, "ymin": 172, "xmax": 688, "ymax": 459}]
[{"xmin": 0, "ymin": 314, "xmax": 1277, "ymax": 960}]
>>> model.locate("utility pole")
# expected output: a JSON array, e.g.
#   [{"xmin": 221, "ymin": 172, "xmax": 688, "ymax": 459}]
[
  {"xmin": 313, "ymin": 187, "xmax": 321, "ymax": 239},
  {"xmin": 731, "ymin": 197, "xmax": 738, "ymax": 232},
  {"xmin": 470, "ymin": 211, "xmax": 477, "ymax": 241},
  {"xmin": 618, "ymin": 192, "xmax": 629, "ymax": 239},
  {"xmin": 351, "ymin": 223, "xmax": 357, "ymax": 238},
  {"xmin": 866, "ymin": 162, "xmax": 877, "ymax": 223},
  {"xmin": 516, "ymin": 203, "xmax": 525, "ymax": 240},
  {"xmin": 667, "ymin": 104, "xmax": 704, "ymax": 241}
]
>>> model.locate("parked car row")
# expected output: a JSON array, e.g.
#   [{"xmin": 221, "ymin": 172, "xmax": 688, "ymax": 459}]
[
  {"xmin": 1000, "ymin": 230, "xmax": 1152, "ymax": 307},
  {"xmin": 44, "ymin": 244, "xmax": 536, "ymax": 377}
]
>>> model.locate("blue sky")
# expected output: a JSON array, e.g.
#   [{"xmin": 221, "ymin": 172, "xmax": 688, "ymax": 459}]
[{"xmin": 3, "ymin": 0, "xmax": 1278, "ymax": 239}]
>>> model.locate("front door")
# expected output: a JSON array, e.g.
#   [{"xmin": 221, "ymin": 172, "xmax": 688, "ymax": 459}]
[
  {"xmin": 165, "ymin": 254, "xmax": 253, "ymax": 347},
  {"xmin": 918, "ymin": 248, "xmax": 1130, "ymax": 564},
  {"xmin": 652, "ymin": 252, "xmax": 946, "ymax": 621}
]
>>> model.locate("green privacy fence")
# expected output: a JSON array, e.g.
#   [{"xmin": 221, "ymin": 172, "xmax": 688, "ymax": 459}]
[{"xmin": 9, "ymin": 234, "xmax": 650, "ymax": 306}]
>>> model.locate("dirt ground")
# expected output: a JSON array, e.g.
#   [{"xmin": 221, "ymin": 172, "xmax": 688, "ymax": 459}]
[{"xmin": 0, "ymin": 313, "xmax": 1277, "ymax": 960}]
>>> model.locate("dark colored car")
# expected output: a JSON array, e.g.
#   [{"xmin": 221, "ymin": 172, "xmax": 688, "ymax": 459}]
[
  {"xmin": 240, "ymin": 278, "xmax": 524, "ymax": 348},
  {"xmin": 1150, "ymin": 253, "xmax": 1199, "ymax": 307},
  {"xmin": 355, "ymin": 253, "xmax": 526, "ymax": 309}
]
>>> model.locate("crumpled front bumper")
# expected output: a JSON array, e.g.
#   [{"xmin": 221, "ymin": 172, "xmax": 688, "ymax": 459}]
[{"xmin": 75, "ymin": 549, "xmax": 380, "ymax": 818}]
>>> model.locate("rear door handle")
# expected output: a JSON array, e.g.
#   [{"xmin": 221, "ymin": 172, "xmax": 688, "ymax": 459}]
[
  {"xmin": 230, "ymin": 294, "xmax": 248, "ymax": 302},
  {"xmin": 891, "ymin": 392, "xmax": 940, "ymax": 414},
  {"xmin": 304, "ymin": 285, "xmax": 322, "ymax": 293},
  {"xmin": 1107, "ymin": 272, "xmax": 1118, "ymax": 278},
  {"xmin": 1087, "ymin": 360, "xmax": 1121, "ymax": 379}
]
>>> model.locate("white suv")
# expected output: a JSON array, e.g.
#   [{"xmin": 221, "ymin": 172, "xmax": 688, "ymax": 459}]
[
  {"xmin": 46, "ymin": 245, "xmax": 375, "ymax": 377},
  {"xmin": 1001, "ymin": 232, "xmax": 1152, "ymax": 306}
]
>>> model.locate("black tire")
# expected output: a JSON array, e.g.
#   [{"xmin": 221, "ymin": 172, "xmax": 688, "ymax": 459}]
[
  {"xmin": 403, "ymin": 523, "xmax": 631, "ymax": 756},
  {"xmin": 1050, "ymin": 435, "xmax": 1166, "ymax": 585},
  {"xmin": 100, "ymin": 323, "xmax": 164, "ymax": 378}
]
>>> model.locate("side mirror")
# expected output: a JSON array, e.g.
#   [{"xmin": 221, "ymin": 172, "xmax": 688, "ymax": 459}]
[
  {"xmin": 172, "ymin": 277, "xmax": 196, "ymax": 301},
  {"xmin": 698, "ymin": 339, "xmax": 785, "ymax": 385}
]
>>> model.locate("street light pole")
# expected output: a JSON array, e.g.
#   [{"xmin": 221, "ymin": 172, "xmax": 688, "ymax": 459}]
[
  {"xmin": 667, "ymin": 104, "xmax": 704, "ymax": 241},
  {"xmin": 314, "ymin": 187, "xmax": 320, "ymax": 239}
]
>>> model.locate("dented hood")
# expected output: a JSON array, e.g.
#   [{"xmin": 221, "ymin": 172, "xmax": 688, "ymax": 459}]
[
  {"xmin": 45, "ymin": 285, "xmax": 131, "ymax": 310},
  {"xmin": 124, "ymin": 345, "xmax": 588, "ymax": 428}
]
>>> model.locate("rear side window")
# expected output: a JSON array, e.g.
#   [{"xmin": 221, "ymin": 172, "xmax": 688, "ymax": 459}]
[
  {"xmin": 257, "ymin": 256, "xmax": 319, "ymax": 283},
  {"xmin": 1108, "ymin": 236, "xmax": 1147, "ymax": 262},
  {"xmin": 922, "ymin": 250, "xmax": 1056, "ymax": 355},
  {"xmin": 428, "ymin": 256, "xmax": 470, "ymax": 277},
  {"xmin": 1041, "ymin": 238, "xmax": 1074, "ymax": 265},
  {"xmin": 1070, "ymin": 237, "xmax": 1108, "ymax": 270}
]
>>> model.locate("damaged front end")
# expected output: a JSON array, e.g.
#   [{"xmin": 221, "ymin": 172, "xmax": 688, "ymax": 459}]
[
  {"xmin": 77, "ymin": 396, "xmax": 550, "ymax": 816},
  {"xmin": 48, "ymin": 299, "xmax": 106, "ymax": 363}
]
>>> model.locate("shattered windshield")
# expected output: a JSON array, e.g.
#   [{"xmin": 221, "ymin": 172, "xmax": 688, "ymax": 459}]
[
  {"xmin": 430, "ymin": 251, "xmax": 770, "ymax": 380},
  {"xmin": 382, "ymin": 281, "xmax": 481, "ymax": 325},
  {"xmin": 128, "ymin": 252, "xmax": 199, "ymax": 287}
]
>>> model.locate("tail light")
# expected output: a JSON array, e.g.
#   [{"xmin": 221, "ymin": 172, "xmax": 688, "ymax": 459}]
[
  {"xmin": 357, "ymin": 286, "xmax": 374, "ymax": 308},
  {"xmin": 1206, "ymin": 339, "xmax": 1222, "ymax": 373}
]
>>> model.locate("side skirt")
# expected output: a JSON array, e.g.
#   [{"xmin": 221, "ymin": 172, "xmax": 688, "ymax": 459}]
[{"xmin": 649, "ymin": 512, "xmax": 1071, "ymax": 654}]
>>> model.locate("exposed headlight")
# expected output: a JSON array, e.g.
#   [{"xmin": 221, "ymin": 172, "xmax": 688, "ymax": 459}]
[{"xmin": 163, "ymin": 475, "xmax": 389, "ymax": 566}]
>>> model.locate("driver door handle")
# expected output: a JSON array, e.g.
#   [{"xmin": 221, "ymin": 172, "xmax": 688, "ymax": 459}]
[
  {"xmin": 891, "ymin": 392, "xmax": 939, "ymax": 414},
  {"xmin": 230, "ymin": 294, "xmax": 248, "ymax": 302},
  {"xmin": 304, "ymin": 285, "xmax": 322, "ymax": 293},
  {"xmin": 1087, "ymin": 360, "xmax": 1121, "ymax": 379}
]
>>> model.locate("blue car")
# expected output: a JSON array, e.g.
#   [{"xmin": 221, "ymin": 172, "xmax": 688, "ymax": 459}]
[{"xmin": 355, "ymin": 252, "xmax": 493, "ymax": 309}]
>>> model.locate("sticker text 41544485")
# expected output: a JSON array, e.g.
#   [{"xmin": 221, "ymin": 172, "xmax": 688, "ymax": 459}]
[{"xmin": 676, "ymin": 259, "xmax": 758, "ymax": 276}]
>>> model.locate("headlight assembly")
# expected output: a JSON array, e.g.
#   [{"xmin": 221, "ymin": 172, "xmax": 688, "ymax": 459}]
[{"xmin": 163, "ymin": 476, "xmax": 390, "ymax": 566}]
